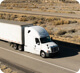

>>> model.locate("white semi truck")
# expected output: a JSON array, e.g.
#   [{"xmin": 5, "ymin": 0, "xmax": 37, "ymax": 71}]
[{"xmin": 0, "ymin": 19, "xmax": 59, "ymax": 58}]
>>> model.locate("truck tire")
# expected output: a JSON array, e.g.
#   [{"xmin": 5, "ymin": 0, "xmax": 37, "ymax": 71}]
[
  {"xmin": 40, "ymin": 51, "xmax": 46, "ymax": 58},
  {"xmin": 10, "ymin": 43, "xmax": 14, "ymax": 47},
  {"xmin": 18, "ymin": 45, "xmax": 23, "ymax": 51},
  {"xmin": 13, "ymin": 44, "xmax": 18, "ymax": 50}
]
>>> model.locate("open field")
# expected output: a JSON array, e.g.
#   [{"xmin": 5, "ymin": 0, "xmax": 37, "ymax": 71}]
[
  {"xmin": 0, "ymin": 62, "xmax": 17, "ymax": 73},
  {"xmin": 0, "ymin": 1, "xmax": 80, "ymax": 73},
  {"xmin": 0, "ymin": 11, "xmax": 80, "ymax": 44},
  {"xmin": 1, "ymin": 0, "xmax": 80, "ymax": 14}
]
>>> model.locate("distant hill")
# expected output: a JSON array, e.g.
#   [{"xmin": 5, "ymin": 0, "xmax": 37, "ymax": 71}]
[{"xmin": 2, "ymin": 0, "xmax": 79, "ymax": 3}]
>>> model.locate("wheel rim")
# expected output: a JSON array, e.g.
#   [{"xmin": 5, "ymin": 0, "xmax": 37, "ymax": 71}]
[
  {"xmin": 18, "ymin": 46, "xmax": 22, "ymax": 51},
  {"xmin": 41, "ymin": 52, "xmax": 45, "ymax": 58},
  {"xmin": 14, "ymin": 44, "xmax": 17, "ymax": 50}
]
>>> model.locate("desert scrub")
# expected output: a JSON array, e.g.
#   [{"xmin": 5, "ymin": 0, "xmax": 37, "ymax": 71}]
[
  {"xmin": 0, "ymin": 14, "xmax": 3, "ymax": 19},
  {"xmin": 68, "ymin": 20, "xmax": 77, "ymax": 24},
  {"xmin": 68, "ymin": 29, "xmax": 77, "ymax": 33},
  {"xmin": 16, "ymin": 17, "xmax": 28, "ymax": 21},
  {"xmin": 54, "ymin": 29, "xmax": 67, "ymax": 36},
  {"xmin": 1, "ymin": 64, "xmax": 7, "ymax": 71},
  {"xmin": 38, "ymin": 20, "xmax": 44, "ymax": 24},
  {"xmin": 68, "ymin": 11, "xmax": 75, "ymax": 14},
  {"xmin": 40, "ymin": 24, "xmax": 46, "ymax": 27},
  {"xmin": 0, "ymin": 12, "xmax": 79, "ymax": 26},
  {"xmin": 4, "ymin": 68, "xmax": 12, "ymax": 73},
  {"xmin": 10, "ymin": 15, "xmax": 18, "ymax": 20},
  {"xmin": 28, "ymin": 16, "xmax": 36, "ymax": 20},
  {"xmin": 0, "ymin": 62, "xmax": 17, "ymax": 73},
  {"xmin": 6, "ymin": 7, "xmax": 13, "ymax": 9},
  {"xmin": 33, "ymin": 20, "xmax": 38, "ymax": 24},
  {"xmin": 45, "ymin": 27, "xmax": 54, "ymax": 35},
  {"xmin": 45, "ymin": 17, "xmax": 60, "ymax": 22},
  {"xmin": 52, "ymin": 20, "xmax": 69, "ymax": 25}
]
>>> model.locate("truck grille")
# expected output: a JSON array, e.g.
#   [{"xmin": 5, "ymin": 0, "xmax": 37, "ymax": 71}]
[{"xmin": 51, "ymin": 47, "xmax": 58, "ymax": 53}]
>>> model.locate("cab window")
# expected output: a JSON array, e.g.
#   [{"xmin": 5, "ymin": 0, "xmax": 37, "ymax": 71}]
[
  {"xmin": 40, "ymin": 36, "xmax": 51, "ymax": 43},
  {"xmin": 35, "ymin": 38, "xmax": 40, "ymax": 45}
]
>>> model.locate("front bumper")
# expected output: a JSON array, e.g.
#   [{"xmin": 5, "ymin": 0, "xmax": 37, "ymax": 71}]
[{"xmin": 46, "ymin": 51, "xmax": 59, "ymax": 57}]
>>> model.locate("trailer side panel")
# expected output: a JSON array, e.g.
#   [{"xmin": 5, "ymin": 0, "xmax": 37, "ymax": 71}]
[{"xmin": 0, "ymin": 22, "xmax": 22, "ymax": 44}]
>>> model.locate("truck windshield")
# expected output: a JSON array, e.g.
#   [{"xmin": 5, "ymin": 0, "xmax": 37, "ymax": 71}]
[{"xmin": 40, "ymin": 36, "xmax": 51, "ymax": 43}]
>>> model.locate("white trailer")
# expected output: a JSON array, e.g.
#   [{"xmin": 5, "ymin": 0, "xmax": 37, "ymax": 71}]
[{"xmin": 0, "ymin": 19, "xmax": 59, "ymax": 58}]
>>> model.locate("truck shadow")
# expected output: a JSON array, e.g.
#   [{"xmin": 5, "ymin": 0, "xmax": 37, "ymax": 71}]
[{"xmin": 50, "ymin": 39, "xmax": 80, "ymax": 58}]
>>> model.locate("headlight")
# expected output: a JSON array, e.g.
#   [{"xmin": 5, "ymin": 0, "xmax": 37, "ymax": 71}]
[{"xmin": 47, "ymin": 50, "xmax": 51, "ymax": 53}]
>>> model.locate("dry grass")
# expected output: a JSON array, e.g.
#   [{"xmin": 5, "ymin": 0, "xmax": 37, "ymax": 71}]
[
  {"xmin": 1, "ymin": 65, "xmax": 7, "ymax": 71},
  {"xmin": 45, "ymin": 27, "xmax": 54, "ymax": 35},
  {"xmin": 54, "ymin": 29, "xmax": 67, "ymax": 35},
  {"xmin": 1, "ymin": 0, "xmax": 79, "ymax": 14},
  {"xmin": 0, "ymin": 12, "xmax": 79, "ymax": 26},
  {"xmin": 0, "ymin": 62, "xmax": 17, "ymax": 73},
  {"xmin": 68, "ymin": 29, "xmax": 76, "ymax": 33},
  {"xmin": 0, "ymin": 11, "xmax": 80, "ymax": 44},
  {"xmin": 4, "ymin": 68, "xmax": 12, "ymax": 73},
  {"xmin": 16, "ymin": 17, "xmax": 28, "ymax": 21}
]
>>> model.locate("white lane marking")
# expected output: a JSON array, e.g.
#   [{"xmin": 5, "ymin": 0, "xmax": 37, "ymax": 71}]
[{"xmin": 0, "ymin": 47, "xmax": 77, "ymax": 73}]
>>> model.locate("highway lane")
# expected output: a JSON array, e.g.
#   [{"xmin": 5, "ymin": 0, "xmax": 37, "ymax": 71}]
[
  {"xmin": 0, "ymin": 9, "xmax": 80, "ymax": 19},
  {"xmin": 0, "ymin": 41, "xmax": 80, "ymax": 73}
]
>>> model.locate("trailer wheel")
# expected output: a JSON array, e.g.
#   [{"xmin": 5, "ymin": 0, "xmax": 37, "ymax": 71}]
[
  {"xmin": 10, "ymin": 43, "xmax": 14, "ymax": 47},
  {"xmin": 18, "ymin": 45, "xmax": 23, "ymax": 51},
  {"xmin": 13, "ymin": 44, "xmax": 18, "ymax": 50},
  {"xmin": 40, "ymin": 51, "xmax": 46, "ymax": 58}
]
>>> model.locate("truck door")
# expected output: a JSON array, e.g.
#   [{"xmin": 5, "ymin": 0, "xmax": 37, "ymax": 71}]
[
  {"xmin": 34, "ymin": 38, "xmax": 41, "ymax": 54},
  {"xmin": 24, "ymin": 29, "xmax": 35, "ymax": 53}
]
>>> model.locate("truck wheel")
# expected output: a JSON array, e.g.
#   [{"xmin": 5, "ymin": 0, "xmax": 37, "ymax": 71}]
[
  {"xmin": 10, "ymin": 43, "xmax": 14, "ymax": 47},
  {"xmin": 40, "ymin": 51, "xmax": 46, "ymax": 58},
  {"xmin": 13, "ymin": 44, "xmax": 18, "ymax": 50},
  {"xmin": 18, "ymin": 45, "xmax": 23, "ymax": 51}
]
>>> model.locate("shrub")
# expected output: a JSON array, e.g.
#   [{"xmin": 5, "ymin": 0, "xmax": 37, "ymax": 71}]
[
  {"xmin": 55, "ymin": 29, "xmax": 67, "ymax": 35},
  {"xmin": 6, "ymin": 7, "xmax": 13, "ymax": 9},
  {"xmin": 1, "ymin": 65, "xmax": 7, "ymax": 71},
  {"xmin": 68, "ymin": 12, "xmax": 75, "ymax": 14},
  {"xmin": 28, "ymin": 16, "xmax": 36, "ymax": 20},
  {"xmin": 0, "ymin": 14, "xmax": 3, "ymax": 19},
  {"xmin": 68, "ymin": 29, "xmax": 76, "ymax": 33},
  {"xmin": 46, "ymin": 18, "xmax": 53, "ymax": 22},
  {"xmin": 10, "ymin": 15, "xmax": 18, "ymax": 20},
  {"xmin": 38, "ymin": 20, "xmax": 44, "ymax": 24},
  {"xmin": 4, "ymin": 68, "xmax": 12, "ymax": 73},
  {"xmin": 33, "ymin": 20, "xmax": 38, "ymax": 24},
  {"xmin": 68, "ymin": 20, "xmax": 77, "ymax": 24},
  {"xmin": 54, "ymin": 20, "xmax": 62, "ymax": 25},
  {"xmin": 17, "ymin": 17, "xmax": 28, "ymax": 21},
  {"xmin": 45, "ymin": 28, "xmax": 54, "ymax": 35}
]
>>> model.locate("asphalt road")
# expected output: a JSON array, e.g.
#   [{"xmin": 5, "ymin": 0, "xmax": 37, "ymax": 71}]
[
  {"xmin": 0, "ymin": 40, "xmax": 80, "ymax": 73},
  {"xmin": 0, "ymin": 9, "xmax": 80, "ymax": 19}
]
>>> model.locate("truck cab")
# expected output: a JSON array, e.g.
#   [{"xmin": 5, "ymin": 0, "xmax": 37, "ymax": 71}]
[{"xmin": 24, "ymin": 26, "xmax": 59, "ymax": 58}]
